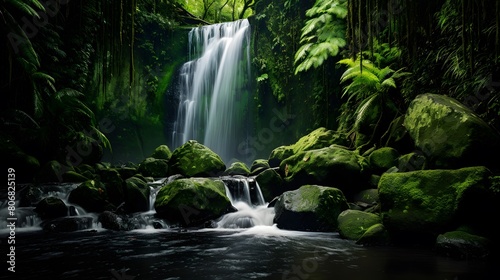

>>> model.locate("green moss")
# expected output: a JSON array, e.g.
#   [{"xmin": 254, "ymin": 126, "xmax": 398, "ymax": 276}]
[{"xmin": 337, "ymin": 210, "xmax": 381, "ymax": 240}]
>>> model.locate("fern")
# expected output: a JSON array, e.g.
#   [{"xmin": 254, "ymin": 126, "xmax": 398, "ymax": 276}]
[{"xmin": 294, "ymin": 0, "xmax": 347, "ymax": 74}]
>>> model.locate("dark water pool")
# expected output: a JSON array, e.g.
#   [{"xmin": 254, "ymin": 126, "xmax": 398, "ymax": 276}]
[{"xmin": 1, "ymin": 226, "xmax": 497, "ymax": 280}]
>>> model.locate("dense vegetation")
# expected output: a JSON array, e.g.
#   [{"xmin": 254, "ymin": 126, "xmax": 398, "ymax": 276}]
[{"xmin": 1, "ymin": 0, "xmax": 499, "ymax": 180}]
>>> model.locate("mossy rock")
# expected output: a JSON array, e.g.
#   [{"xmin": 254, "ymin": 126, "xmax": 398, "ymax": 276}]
[
  {"xmin": 116, "ymin": 167, "xmax": 137, "ymax": 180},
  {"xmin": 404, "ymin": 94, "xmax": 500, "ymax": 168},
  {"xmin": 279, "ymin": 146, "xmax": 367, "ymax": 197},
  {"xmin": 223, "ymin": 162, "xmax": 251, "ymax": 176},
  {"xmin": 368, "ymin": 147, "xmax": 400, "ymax": 174},
  {"xmin": 435, "ymin": 230, "xmax": 491, "ymax": 259},
  {"xmin": 337, "ymin": 209, "xmax": 381, "ymax": 240},
  {"xmin": 124, "ymin": 176, "xmax": 150, "ymax": 213},
  {"xmin": 99, "ymin": 168, "xmax": 125, "ymax": 207},
  {"xmin": 398, "ymin": 152, "xmax": 427, "ymax": 172},
  {"xmin": 268, "ymin": 128, "xmax": 348, "ymax": 167},
  {"xmin": 250, "ymin": 159, "xmax": 271, "ymax": 175},
  {"xmin": 273, "ymin": 185, "xmax": 349, "ymax": 231},
  {"xmin": 356, "ymin": 223, "xmax": 390, "ymax": 246},
  {"xmin": 35, "ymin": 197, "xmax": 68, "ymax": 220},
  {"xmin": 150, "ymin": 145, "xmax": 172, "ymax": 160},
  {"xmin": 169, "ymin": 140, "xmax": 226, "ymax": 177},
  {"xmin": 68, "ymin": 180, "xmax": 114, "ymax": 213},
  {"xmin": 378, "ymin": 166, "xmax": 491, "ymax": 243},
  {"xmin": 255, "ymin": 168, "xmax": 285, "ymax": 202},
  {"xmin": 154, "ymin": 178, "xmax": 232, "ymax": 226},
  {"xmin": 138, "ymin": 157, "xmax": 169, "ymax": 178},
  {"xmin": 353, "ymin": 189, "xmax": 379, "ymax": 205}
]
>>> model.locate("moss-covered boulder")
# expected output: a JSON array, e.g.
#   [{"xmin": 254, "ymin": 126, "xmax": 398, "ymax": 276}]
[
  {"xmin": 268, "ymin": 127, "xmax": 348, "ymax": 167},
  {"xmin": 397, "ymin": 152, "xmax": 427, "ymax": 172},
  {"xmin": 368, "ymin": 147, "xmax": 399, "ymax": 174},
  {"xmin": 279, "ymin": 146, "xmax": 367, "ymax": 197},
  {"xmin": 435, "ymin": 230, "xmax": 491, "ymax": 259},
  {"xmin": 68, "ymin": 180, "xmax": 114, "ymax": 213},
  {"xmin": 98, "ymin": 168, "xmax": 124, "ymax": 206},
  {"xmin": 404, "ymin": 94, "xmax": 500, "ymax": 167},
  {"xmin": 223, "ymin": 162, "xmax": 251, "ymax": 176},
  {"xmin": 378, "ymin": 166, "xmax": 491, "ymax": 243},
  {"xmin": 337, "ymin": 209, "xmax": 381, "ymax": 241},
  {"xmin": 255, "ymin": 168, "xmax": 285, "ymax": 202},
  {"xmin": 154, "ymin": 178, "xmax": 232, "ymax": 226},
  {"xmin": 35, "ymin": 197, "xmax": 68, "ymax": 220},
  {"xmin": 169, "ymin": 140, "xmax": 226, "ymax": 177},
  {"xmin": 138, "ymin": 157, "xmax": 169, "ymax": 178},
  {"xmin": 273, "ymin": 185, "xmax": 349, "ymax": 231},
  {"xmin": 356, "ymin": 223, "xmax": 390, "ymax": 246},
  {"xmin": 124, "ymin": 176, "xmax": 150, "ymax": 213},
  {"xmin": 150, "ymin": 144, "xmax": 172, "ymax": 160},
  {"xmin": 250, "ymin": 159, "xmax": 271, "ymax": 175}
]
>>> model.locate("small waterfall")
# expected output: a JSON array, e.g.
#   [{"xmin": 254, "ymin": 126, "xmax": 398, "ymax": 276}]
[
  {"xmin": 216, "ymin": 176, "xmax": 274, "ymax": 229},
  {"xmin": 171, "ymin": 19, "xmax": 252, "ymax": 164}
]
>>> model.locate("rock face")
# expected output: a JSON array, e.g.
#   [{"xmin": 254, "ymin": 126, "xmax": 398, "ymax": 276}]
[
  {"xmin": 378, "ymin": 166, "xmax": 491, "ymax": 242},
  {"xmin": 337, "ymin": 209, "xmax": 381, "ymax": 240},
  {"xmin": 268, "ymin": 127, "xmax": 347, "ymax": 167},
  {"xmin": 154, "ymin": 178, "xmax": 232, "ymax": 226},
  {"xmin": 273, "ymin": 185, "xmax": 349, "ymax": 231},
  {"xmin": 404, "ymin": 94, "xmax": 500, "ymax": 167},
  {"xmin": 279, "ymin": 145, "xmax": 367, "ymax": 197},
  {"xmin": 169, "ymin": 140, "xmax": 226, "ymax": 177}
]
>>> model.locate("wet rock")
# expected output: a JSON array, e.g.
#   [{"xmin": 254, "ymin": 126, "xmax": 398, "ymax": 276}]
[
  {"xmin": 98, "ymin": 168, "xmax": 124, "ymax": 206},
  {"xmin": 124, "ymin": 176, "xmax": 150, "ymax": 213},
  {"xmin": 138, "ymin": 157, "xmax": 169, "ymax": 178},
  {"xmin": 378, "ymin": 166, "xmax": 492, "ymax": 243},
  {"xmin": 404, "ymin": 93, "xmax": 500, "ymax": 168},
  {"xmin": 35, "ymin": 197, "xmax": 68, "ymax": 220},
  {"xmin": 435, "ymin": 230, "xmax": 491, "ymax": 260},
  {"xmin": 255, "ymin": 168, "xmax": 284, "ymax": 202},
  {"xmin": 397, "ymin": 152, "xmax": 427, "ymax": 172},
  {"xmin": 98, "ymin": 211, "xmax": 123, "ymax": 231},
  {"xmin": 337, "ymin": 209, "xmax": 381, "ymax": 240},
  {"xmin": 356, "ymin": 223, "xmax": 390, "ymax": 246},
  {"xmin": 250, "ymin": 159, "xmax": 270, "ymax": 175},
  {"xmin": 279, "ymin": 145, "xmax": 368, "ymax": 197},
  {"xmin": 223, "ymin": 162, "xmax": 251, "ymax": 176},
  {"xmin": 154, "ymin": 178, "xmax": 233, "ymax": 227},
  {"xmin": 62, "ymin": 170, "xmax": 89, "ymax": 182},
  {"xmin": 42, "ymin": 216, "xmax": 94, "ymax": 232},
  {"xmin": 273, "ymin": 185, "xmax": 349, "ymax": 231},
  {"xmin": 68, "ymin": 180, "xmax": 114, "ymax": 213},
  {"xmin": 169, "ymin": 140, "xmax": 225, "ymax": 177}
]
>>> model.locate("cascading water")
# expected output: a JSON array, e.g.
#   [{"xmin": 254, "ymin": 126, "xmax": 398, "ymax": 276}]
[
  {"xmin": 216, "ymin": 176, "xmax": 275, "ymax": 229},
  {"xmin": 171, "ymin": 19, "xmax": 253, "ymax": 164}
]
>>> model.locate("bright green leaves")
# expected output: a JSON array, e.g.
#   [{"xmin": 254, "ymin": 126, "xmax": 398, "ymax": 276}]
[{"xmin": 294, "ymin": 0, "xmax": 347, "ymax": 74}]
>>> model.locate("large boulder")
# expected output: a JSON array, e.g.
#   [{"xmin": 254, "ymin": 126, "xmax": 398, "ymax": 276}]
[
  {"xmin": 35, "ymin": 197, "xmax": 68, "ymax": 220},
  {"xmin": 169, "ymin": 140, "xmax": 226, "ymax": 177},
  {"xmin": 404, "ymin": 94, "xmax": 500, "ymax": 167},
  {"xmin": 378, "ymin": 166, "xmax": 492, "ymax": 243},
  {"xmin": 68, "ymin": 180, "xmax": 114, "ymax": 213},
  {"xmin": 268, "ymin": 127, "xmax": 348, "ymax": 167},
  {"xmin": 223, "ymin": 161, "xmax": 251, "ymax": 176},
  {"xmin": 138, "ymin": 157, "xmax": 169, "ymax": 178},
  {"xmin": 273, "ymin": 185, "xmax": 349, "ymax": 231},
  {"xmin": 255, "ymin": 168, "xmax": 285, "ymax": 202},
  {"xmin": 154, "ymin": 178, "xmax": 233, "ymax": 226},
  {"xmin": 337, "ymin": 209, "xmax": 381, "ymax": 240},
  {"xmin": 124, "ymin": 176, "xmax": 150, "ymax": 213},
  {"xmin": 435, "ymin": 230, "xmax": 491, "ymax": 260},
  {"xmin": 368, "ymin": 147, "xmax": 399, "ymax": 174},
  {"xmin": 279, "ymin": 145, "xmax": 368, "ymax": 197}
]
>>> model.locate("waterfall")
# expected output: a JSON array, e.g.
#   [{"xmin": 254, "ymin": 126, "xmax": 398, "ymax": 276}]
[{"xmin": 171, "ymin": 19, "xmax": 252, "ymax": 164}]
